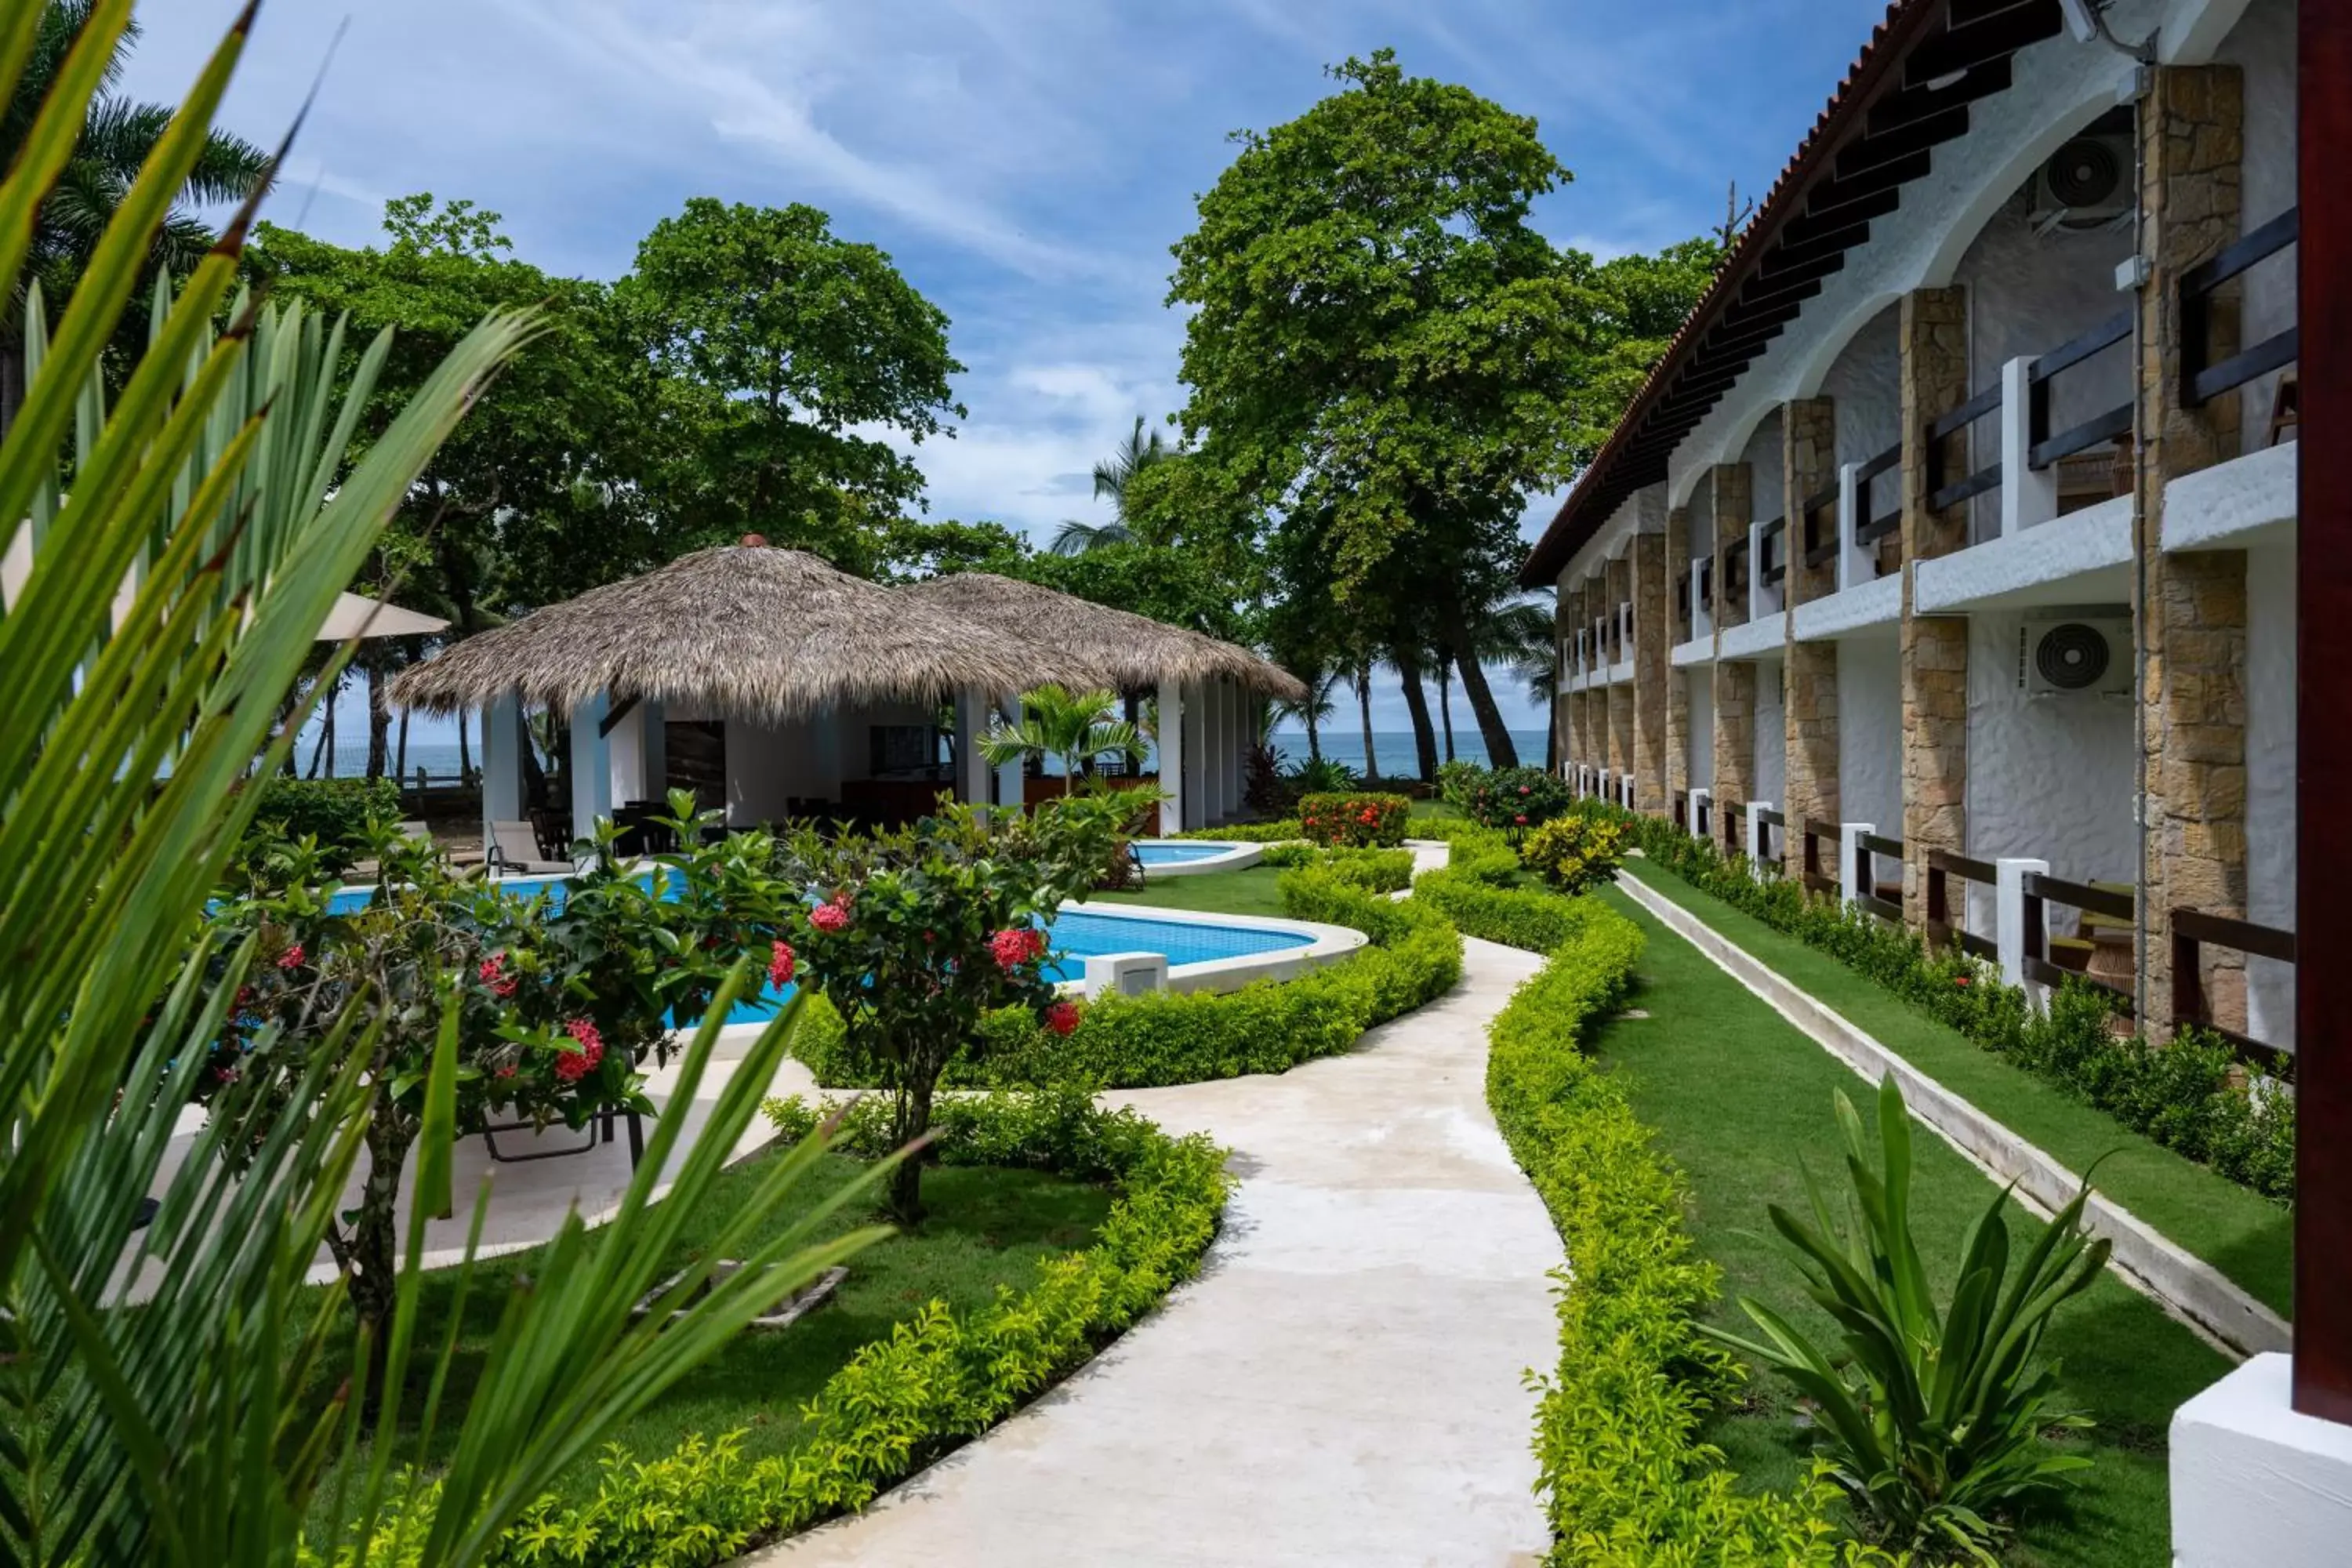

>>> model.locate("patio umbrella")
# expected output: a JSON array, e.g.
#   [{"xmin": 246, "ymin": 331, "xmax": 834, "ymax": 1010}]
[{"xmin": 318, "ymin": 591, "xmax": 448, "ymax": 641}]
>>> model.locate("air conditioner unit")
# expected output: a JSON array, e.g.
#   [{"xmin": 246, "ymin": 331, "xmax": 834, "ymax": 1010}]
[
  {"xmin": 2020, "ymin": 619, "xmax": 2132, "ymax": 697},
  {"xmin": 2032, "ymin": 134, "xmax": 2132, "ymax": 225}
]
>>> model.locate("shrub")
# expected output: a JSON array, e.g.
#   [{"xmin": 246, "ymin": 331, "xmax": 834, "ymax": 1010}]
[
  {"xmin": 1519, "ymin": 814, "xmax": 1627, "ymax": 895},
  {"xmin": 1259, "ymin": 842, "xmax": 1414, "ymax": 891},
  {"xmin": 1462, "ymin": 765, "xmax": 1575, "ymax": 834},
  {"xmin": 1486, "ymin": 901, "xmax": 1900, "ymax": 1564},
  {"xmin": 1585, "ymin": 800, "xmax": 2296, "ymax": 1204},
  {"xmin": 1435, "ymin": 757, "xmax": 1490, "ymax": 808},
  {"xmin": 1410, "ymin": 823, "xmax": 1600, "ymax": 953},
  {"xmin": 1708, "ymin": 1076, "xmax": 2106, "ymax": 1559},
  {"xmin": 238, "ymin": 775, "xmax": 402, "ymax": 873},
  {"xmin": 1283, "ymin": 753, "xmax": 1362, "ymax": 795},
  {"xmin": 1171, "ymin": 819, "xmax": 1302, "ymax": 843},
  {"xmin": 1298, "ymin": 790, "xmax": 1410, "ymax": 848}
]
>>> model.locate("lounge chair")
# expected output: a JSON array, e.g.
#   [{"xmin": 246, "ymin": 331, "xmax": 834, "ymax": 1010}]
[{"xmin": 486, "ymin": 819, "xmax": 575, "ymax": 876}]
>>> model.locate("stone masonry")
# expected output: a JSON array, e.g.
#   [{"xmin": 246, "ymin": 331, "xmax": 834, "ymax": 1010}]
[
  {"xmin": 2136, "ymin": 64, "xmax": 2248, "ymax": 1036},
  {"xmin": 1710, "ymin": 464, "xmax": 1755, "ymax": 848},
  {"xmin": 1664, "ymin": 508, "xmax": 1691, "ymax": 811},
  {"xmin": 1781, "ymin": 397, "xmax": 1839, "ymax": 877},
  {"xmin": 1632, "ymin": 528, "xmax": 1671, "ymax": 814},
  {"xmin": 1899, "ymin": 286, "xmax": 1970, "ymax": 925},
  {"xmin": 1603, "ymin": 556, "xmax": 1633, "ymax": 785},
  {"xmin": 1710, "ymin": 464, "xmax": 1751, "ymax": 632}
]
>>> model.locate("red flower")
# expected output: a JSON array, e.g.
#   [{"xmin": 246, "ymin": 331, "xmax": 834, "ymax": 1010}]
[
  {"xmin": 495, "ymin": 1064, "xmax": 518, "ymax": 1080},
  {"xmin": 477, "ymin": 951, "xmax": 521, "ymax": 998},
  {"xmin": 555, "ymin": 1018, "xmax": 604, "ymax": 1083},
  {"xmin": 1514, "ymin": 814, "xmax": 1527, "ymax": 825},
  {"xmin": 277, "ymin": 943, "xmax": 304, "ymax": 970},
  {"xmin": 808, "ymin": 900, "xmax": 851, "ymax": 933},
  {"xmin": 989, "ymin": 927, "xmax": 1047, "ymax": 971},
  {"xmin": 768, "ymin": 939, "xmax": 797, "ymax": 989},
  {"xmin": 1955, "ymin": 975, "xmax": 1972, "ymax": 987},
  {"xmin": 1044, "ymin": 1000, "xmax": 1082, "ymax": 1036},
  {"xmin": 234, "ymin": 985, "xmax": 255, "ymax": 1011},
  {"xmin": 1518, "ymin": 785, "xmax": 1530, "ymax": 796}
]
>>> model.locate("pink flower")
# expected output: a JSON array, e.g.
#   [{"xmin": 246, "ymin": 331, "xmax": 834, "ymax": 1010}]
[
  {"xmin": 989, "ymin": 927, "xmax": 1047, "ymax": 971},
  {"xmin": 808, "ymin": 900, "xmax": 851, "ymax": 933},
  {"xmin": 495, "ymin": 1064, "xmax": 518, "ymax": 1080},
  {"xmin": 768, "ymin": 939, "xmax": 797, "ymax": 989},
  {"xmin": 478, "ymin": 952, "xmax": 520, "ymax": 998},
  {"xmin": 1955, "ymin": 975, "xmax": 1972, "ymax": 988},
  {"xmin": 1518, "ymin": 785, "xmax": 1530, "ymax": 796},
  {"xmin": 277, "ymin": 943, "xmax": 304, "ymax": 971},
  {"xmin": 1044, "ymin": 1000, "xmax": 1082, "ymax": 1037},
  {"xmin": 1514, "ymin": 814, "xmax": 1527, "ymax": 826},
  {"xmin": 555, "ymin": 1018, "xmax": 604, "ymax": 1083}
]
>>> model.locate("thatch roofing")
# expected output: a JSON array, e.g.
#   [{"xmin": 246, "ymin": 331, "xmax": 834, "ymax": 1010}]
[
  {"xmin": 387, "ymin": 546, "xmax": 1087, "ymax": 720},
  {"xmin": 898, "ymin": 572, "xmax": 1306, "ymax": 702}
]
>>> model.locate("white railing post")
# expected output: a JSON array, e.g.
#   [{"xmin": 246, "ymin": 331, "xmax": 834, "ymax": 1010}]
[
  {"xmin": 1687, "ymin": 786, "xmax": 1711, "ymax": 844},
  {"xmin": 1748, "ymin": 519, "xmax": 1769, "ymax": 620},
  {"xmin": 1690, "ymin": 561, "xmax": 1712, "ymax": 641},
  {"xmin": 1837, "ymin": 461, "xmax": 1867, "ymax": 593},
  {"xmin": 1746, "ymin": 800, "xmax": 1775, "ymax": 880},
  {"xmin": 1997, "ymin": 857, "xmax": 2052, "ymax": 1005},
  {"xmin": 1838, "ymin": 822, "xmax": 1877, "ymax": 909},
  {"xmin": 1999, "ymin": 355, "xmax": 2056, "ymax": 539}
]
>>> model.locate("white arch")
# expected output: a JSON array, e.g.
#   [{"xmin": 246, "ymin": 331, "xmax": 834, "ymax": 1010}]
[{"xmin": 1915, "ymin": 96, "xmax": 2121, "ymax": 287}]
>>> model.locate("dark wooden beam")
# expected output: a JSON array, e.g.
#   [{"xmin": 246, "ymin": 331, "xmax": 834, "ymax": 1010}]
[
  {"xmin": 1875, "ymin": 54, "xmax": 2013, "ymax": 132},
  {"xmin": 1837, "ymin": 105, "xmax": 1973, "ymax": 180},
  {"xmin": 596, "ymin": 692, "xmax": 641, "ymax": 739},
  {"xmin": 1787, "ymin": 187, "xmax": 1901, "ymax": 246},
  {"xmin": 1708, "ymin": 299, "xmax": 1806, "ymax": 341},
  {"xmin": 1762, "ymin": 220, "xmax": 1874, "ymax": 275},
  {"xmin": 1739, "ymin": 251, "xmax": 1848, "ymax": 306},
  {"xmin": 1803, "ymin": 151, "xmax": 1934, "ymax": 220},
  {"xmin": 1720, "ymin": 278, "xmax": 1824, "ymax": 325},
  {"xmin": 2297, "ymin": 0, "xmax": 2352, "ymax": 1428},
  {"xmin": 1904, "ymin": 1, "xmax": 2062, "ymax": 85}
]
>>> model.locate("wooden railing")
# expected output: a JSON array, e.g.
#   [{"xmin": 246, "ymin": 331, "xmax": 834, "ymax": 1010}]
[
  {"xmin": 1675, "ymin": 577, "xmax": 1692, "ymax": 641},
  {"xmin": 1802, "ymin": 817, "xmax": 1839, "ymax": 897},
  {"xmin": 2172, "ymin": 906, "xmax": 2297, "ymax": 1074},
  {"xmin": 1854, "ymin": 441, "xmax": 1902, "ymax": 550},
  {"xmin": 1755, "ymin": 805, "xmax": 1787, "ymax": 870},
  {"xmin": 1923, "ymin": 380, "xmax": 2005, "ymax": 514},
  {"xmin": 1853, "ymin": 830, "xmax": 1905, "ymax": 924},
  {"xmin": 2182, "ymin": 205, "xmax": 2299, "ymax": 407},
  {"xmin": 2027, "ymin": 310, "xmax": 2134, "ymax": 470},
  {"xmin": 1800, "ymin": 485, "xmax": 1840, "ymax": 569},
  {"xmin": 1672, "ymin": 789, "xmax": 1688, "ymax": 830},
  {"xmin": 1759, "ymin": 516, "xmax": 1788, "ymax": 587},
  {"xmin": 1721, "ymin": 798, "xmax": 1745, "ymax": 858},
  {"xmin": 1722, "ymin": 536, "xmax": 1750, "ymax": 607},
  {"xmin": 1924, "ymin": 848, "xmax": 1999, "ymax": 961},
  {"xmin": 1694, "ymin": 793, "xmax": 1712, "ymax": 839},
  {"xmin": 2020, "ymin": 873, "xmax": 2136, "ymax": 1012}
]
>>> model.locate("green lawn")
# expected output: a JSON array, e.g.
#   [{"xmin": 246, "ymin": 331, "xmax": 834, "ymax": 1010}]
[
  {"xmin": 1408, "ymin": 798, "xmax": 1465, "ymax": 822},
  {"xmin": 1619, "ymin": 862, "xmax": 2292, "ymax": 1316},
  {"xmin": 308, "ymin": 1151, "xmax": 1110, "ymax": 1526},
  {"xmin": 1592, "ymin": 885, "xmax": 2225, "ymax": 1566},
  {"xmin": 1088, "ymin": 864, "xmax": 1289, "ymax": 918}
]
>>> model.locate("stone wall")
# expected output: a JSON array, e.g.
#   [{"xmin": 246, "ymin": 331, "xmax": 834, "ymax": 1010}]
[
  {"xmin": 1632, "ymin": 530, "xmax": 1671, "ymax": 813},
  {"xmin": 1899, "ymin": 285, "xmax": 1973, "ymax": 921},
  {"xmin": 1665, "ymin": 508, "xmax": 1692, "ymax": 805}
]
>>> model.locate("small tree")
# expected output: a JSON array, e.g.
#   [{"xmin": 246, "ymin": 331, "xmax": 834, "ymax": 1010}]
[
  {"xmin": 778, "ymin": 797, "xmax": 1123, "ymax": 1221},
  {"xmin": 978, "ymin": 684, "xmax": 1144, "ymax": 793}
]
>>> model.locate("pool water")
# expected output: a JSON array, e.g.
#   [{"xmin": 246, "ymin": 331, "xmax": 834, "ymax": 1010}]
[
  {"xmin": 1132, "ymin": 842, "xmax": 1236, "ymax": 865},
  {"xmin": 318, "ymin": 873, "xmax": 1318, "ymax": 1025}
]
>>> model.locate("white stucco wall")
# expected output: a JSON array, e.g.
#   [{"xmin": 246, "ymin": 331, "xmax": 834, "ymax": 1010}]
[
  {"xmin": 1686, "ymin": 672, "xmax": 1714, "ymax": 791},
  {"xmin": 1837, "ymin": 637, "xmax": 1901, "ymax": 833},
  {"xmin": 727, "ymin": 714, "xmax": 840, "ymax": 824},
  {"xmin": 2216, "ymin": 0, "xmax": 2298, "ymax": 453},
  {"xmin": 1963, "ymin": 612, "xmax": 2136, "ymax": 884},
  {"xmin": 1740, "ymin": 412, "xmax": 1786, "ymax": 524},
  {"xmin": 2245, "ymin": 540, "xmax": 2296, "ymax": 1048},
  {"xmin": 1752, "ymin": 661, "xmax": 1786, "ymax": 810},
  {"xmin": 1820, "ymin": 303, "xmax": 1902, "ymax": 474}
]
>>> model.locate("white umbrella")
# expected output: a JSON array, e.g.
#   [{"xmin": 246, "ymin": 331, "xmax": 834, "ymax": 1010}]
[{"xmin": 318, "ymin": 591, "xmax": 448, "ymax": 641}]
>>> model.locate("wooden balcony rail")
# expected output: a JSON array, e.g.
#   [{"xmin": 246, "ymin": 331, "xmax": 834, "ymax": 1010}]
[
  {"xmin": 1722, "ymin": 536, "xmax": 1751, "ymax": 602},
  {"xmin": 1855, "ymin": 441, "xmax": 1903, "ymax": 549},
  {"xmin": 1802, "ymin": 817, "xmax": 1840, "ymax": 897},
  {"xmin": 1924, "ymin": 847, "xmax": 2000, "ymax": 962},
  {"xmin": 2182, "ymin": 205, "xmax": 2299, "ymax": 408},
  {"xmin": 2172, "ymin": 906, "xmax": 2298, "ymax": 1076},
  {"xmin": 1854, "ymin": 830, "xmax": 1906, "ymax": 924},
  {"xmin": 1759, "ymin": 516, "xmax": 1788, "ymax": 587},
  {"xmin": 1924, "ymin": 379, "xmax": 2005, "ymax": 513},
  {"xmin": 1695, "ymin": 793, "xmax": 1712, "ymax": 838},
  {"xmin": 2020, "ymin": 872, "xmax": 2136, "ymax": 1012},
  {"xmin": 1722, "ymin": 798, "xmax": 1745, "ymax": 858},
  {"xmin": 1756, "ymin": 805, "xmax": 1787, "ymax": 869},
  {"xmin": 1801, "ymin": 485, "xmax": 1841, "ymax": 568},
  {"xmin": 2027, "ymin": 310, "xmax": 2134, "ymax": 470},
  {"xmin": 1675, "ymin": 577, "xmax": 1692, "ymax": 636},
  {"xmin": 1672, "ymin": 788, "xmax": 1688, "ymax": 829}
]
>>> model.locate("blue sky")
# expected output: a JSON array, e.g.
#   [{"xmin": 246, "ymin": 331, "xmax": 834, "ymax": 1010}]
[{"xmin": 123, "ymin": 0, "xmax": 1887, "ymax": 740}]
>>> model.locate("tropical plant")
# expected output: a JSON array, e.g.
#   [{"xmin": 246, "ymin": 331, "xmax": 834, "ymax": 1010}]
[
  {"xmin": 1050, "ymin": 415, "xmax": 1169, "ymax": 554},
  {"xmin": 1283, "ymin": 753, "xmax": 1359, "ymax": 795},
  {"xmin": 0, "ymin": 9, "xmax": 886, "ymax": 1563},
  {"xmin": 1272, "ymin": 663, "xmax": 1339, "ymax": 764},
  {"xmin": 1517, "ymin": 813, "xmax": 1626, "ymax": 895},
  {"xmin": 1297, "ymin": 791, "xmax": 1410, "ymax": 850},
  {"xmin": 1706, "ymin": 1076, "xmax": 2110, "ymax": 1560},
  {"xmin": 978, "ymin": 682, "xmax": 1144, "ymax": 793},
  {"xmin": 1464, "ymin": 764, "xmax": 1575, "ymax": 834}
]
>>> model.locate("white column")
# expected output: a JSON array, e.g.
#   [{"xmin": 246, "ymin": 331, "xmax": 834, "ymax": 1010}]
[
  {"xmin": 568, "ymin": 694, "xmax": 612, "ymax": 844},
  {"xmin": 1838, "ymin": 822, "xmax": 1877, "ymax": 909},
  {"xmin": 1155, "ymin": 677, "xmax": 1184, "ymax": 837},
  {"xmin": 1180, "ymin": 681, "xmax": 1207, "ymax": 831},
  {"xmin": 1225, "ymin": 684, "xmax": 1250, "ymax": 812},
  {"xmin": 954, "ymin": 688, "xmax": 991, "ymax": 808},
  {"xmin": 481, "ymin": 693, "xmax": 525, "ymax": 848},
  {"xmin": 1999, "ymin": 354, "xmax": 2056, "ymax": 539},
  {"xmin": 1686, "ymin": 786, "xmax": 1711, "ymax": 844},
  {"xmin": 995, "ymin": 691, "xmax": 1024, "ymax": 813},
  {"xmin": 2171, "ymin": 1356, "xmax": 2352, "ymax": 1568},
  {"xmin": 1203, "ymin": 681, "xmax": 1228, "ymax": 823},
  {"xmin": 1745, "ymin": 799, "xmax": 1775, "ymax": 879},
  {"xmin": 1996, "ymin": 856, "xmax": 2051, "ymax": 1000},
  {"xmin": 1836, "ymin": 460, "xmax": 1868, "ymax": 593},
  {"xmin": 604, "ymin": 696, "xmax": 663, "ymax": 808}
]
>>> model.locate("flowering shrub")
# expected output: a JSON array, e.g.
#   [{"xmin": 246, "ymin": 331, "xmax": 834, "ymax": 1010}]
[
  {"xmin": 1518, "ymin": 813, "xmax": 1628, "ymax": 895},
  {"xmin": 773, "ymin": 793, "xmax": 1124, "ymax": 1221},
  {"xmin": 1435, "ymin": 757, "xmax": 1490, "ymax": 808},
  {"xmin": 1297, "ymin": 790, "xmax": 1410, "ymax": 848},
  {"xmin": 1463, "ymin": 765, "xmax": 1575, "ymax": 835}
]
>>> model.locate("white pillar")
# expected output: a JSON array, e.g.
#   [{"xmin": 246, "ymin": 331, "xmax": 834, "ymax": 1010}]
[
  {"xmin": 1226, "ymin": 684, "xmax": 1250, "ymax": 813},
  {"xmin": 1205, "ymin": 681, "xmax": 1229, "ymax": 823},
  {"xmin": 1836, "ymin": 460, "xmax": 1868, "ymax": 593},
  {"xmin": 605, "ymin": 696, "xmax": 663, "ymax": 808},
  {"xmin": 2171, "ymin": 1356, "xmax": 2352, "ymax": 1568},
  {"xmin": 1745, "ymin": 799, "xmax": 1775, "ymax": 880},
  {"xmin": 481, "ymin": 693, "xmax": 526, "ymax": 848},
  {"xmin": 954, "ymin": 688, "xmax": 991, "ymax": 808},
  {"xmin": 1180, "ymin": 681, "xmax": 1207, "ymax": 830},
  {"xmin": 569, "ymin": 694, "xmax": 612, "ymax": 844},
  {"xmin": 995, "ymin": 691, "xmax": 1024, "ymax": 813},
  {"xmin": 1156, "ymin": 676, "xmax": 1185, "ymax": 837},
  {"xmin": 1686, "ymin": 786, "xmax": 1711, "ymax": 844},
  {"xmin": 1998, "ymin": 354, "xmax": 2056, "ymax": 539},
  {"xmin": 1838, "ymin": 822, "xmax": 1877, "ymax": 909},
  {"xmin": 1996, "ymin": 856, "xmax": 2051, "ymax": 1001}
]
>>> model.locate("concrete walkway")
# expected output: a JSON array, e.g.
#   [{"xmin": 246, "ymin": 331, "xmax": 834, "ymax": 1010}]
[{"xmin": 758, "ymin": 934, "xmax": 1559, "ymax": 1568}]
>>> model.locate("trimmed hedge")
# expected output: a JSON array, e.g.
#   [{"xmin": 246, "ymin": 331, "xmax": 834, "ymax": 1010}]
[
  {"xmin": 1410, "ymin": 824, "xmax": 1601, "ymax": 953},
  {"xmin": 1594, "ymin": 802, "xmax": 2296, "ymax": 1204},
  {"xmin": 791, "ymin": 868, "xmax": 1462, "ymax": 1090},
  {"xmin": 1486, "ymin": 898, "xmax": 1896, "ymax": 1564},
  {"xmin": 1298, "ymin": 791, "xmax": 1410, "ymax": 848},
  {"xmin": 1462, "ymin": 766, "xmax": 1573, "ymax": 833},
  {"xmin": 1171, "ymin": 819, "xmax": 1302, "ymax": 843},
  {"xmin": 318, "ymin": 1090, "xmax": 1231, "ymax": 1567}
]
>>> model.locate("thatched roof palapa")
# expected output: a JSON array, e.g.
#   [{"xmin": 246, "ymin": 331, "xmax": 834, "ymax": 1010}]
[
  {"xmin": 898, "ymin": 572, "xmax": 1307, "ymax": 704},
  {"xmin": 388, "ymin": 545, "xmax": 1086, "ymax": 720}
]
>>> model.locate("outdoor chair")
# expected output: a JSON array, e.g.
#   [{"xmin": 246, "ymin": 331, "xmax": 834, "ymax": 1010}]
[{"xmin": 486, "ymin": 819, "xmax": 575, "ymax": 876}]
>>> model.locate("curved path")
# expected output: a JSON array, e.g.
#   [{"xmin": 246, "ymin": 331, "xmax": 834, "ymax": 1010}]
[{"xmin": 756, "ymin": 932, "xmax": 1559, "ymax": 1568}]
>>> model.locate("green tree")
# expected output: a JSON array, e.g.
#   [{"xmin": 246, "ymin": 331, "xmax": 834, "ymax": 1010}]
[
  {"xmin": 622, "ymin": 198, "xmax": 964, "ymax": 575},
  {"xmin": 985, "ymin": 540, "xmax": 1254, "ymax": 644},
  {"xmin": 1170, "ymin": 49, "xmax": 1715, "ymax": 770},
  {"xmin": 1050, "ymin": 415, "xmax": 1171, "ymax": 554},
  {"xmin": 0, "ymin": 0, "xmax": 269, "ymax": 428},
  {"xmin": 979, "ymin": 684, "xmax": 1145, "ymax": 792}
]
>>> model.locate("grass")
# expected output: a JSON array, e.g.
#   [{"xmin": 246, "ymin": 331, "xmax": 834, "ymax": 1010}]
[
  {"xmin": 1088, "ymin": 865, "xmax": 1289, "ymax": 918},
  {"xmin": 308, "ymin": 1150, "xmax": 1110, "ymax": 1525},
  {"xmin": 1618, "ymin": 861, "xmax": 2293, "ymax": 1316},
  {"xmin": 1591, "ymin": 884, "xmax": 2227, "ymax": 1566},
  {"xmin": 1408, "ymin": 798, "xmax": 1465, "ymax": 822}
]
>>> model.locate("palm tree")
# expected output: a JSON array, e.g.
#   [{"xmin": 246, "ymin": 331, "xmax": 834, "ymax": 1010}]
[
  {"xmin": 1272, "ymin": 666, "xmax": 1339, "ymax": 764},
  {"xmin": 1048, "ymin": 416, "xmax": 1168, "ymax": 555},
  {"xmin": 980, "ymin": 684, "xmax": 1145, "ymax": 793},
  {"xmin": 1478, "ymin": 598, "xmax": 1560, "ymax": 768},
  {"xmin": 1351, "ymin": 657, "xmax": 1381, "ymax": 782},
  {"xmin": 1, "ymin": 2, "xmax": 272, "ymax": 430}
]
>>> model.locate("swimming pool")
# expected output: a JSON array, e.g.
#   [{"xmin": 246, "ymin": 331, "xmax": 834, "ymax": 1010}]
[{"xmin": 1126, "ymin": 839, "xmax": 1266, "ymax": 877}]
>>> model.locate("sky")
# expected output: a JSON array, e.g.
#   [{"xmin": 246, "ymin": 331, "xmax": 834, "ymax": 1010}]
[{"xmin": 121, "ymin": 0, "xmax": 1889, "ymax": 741}]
